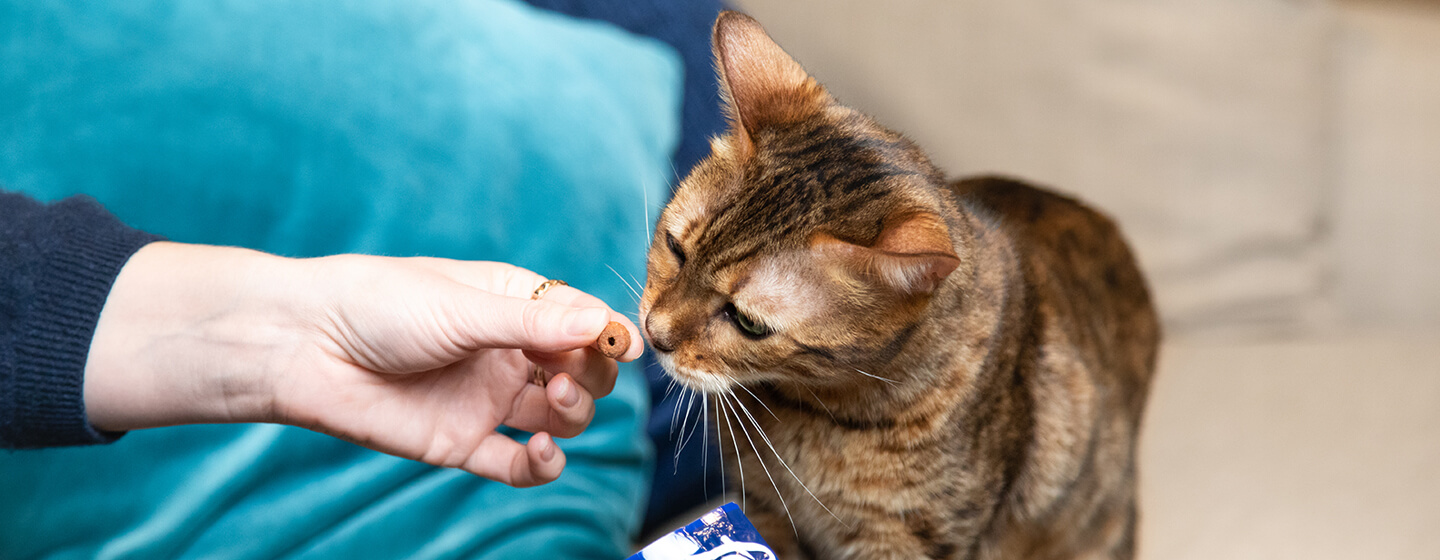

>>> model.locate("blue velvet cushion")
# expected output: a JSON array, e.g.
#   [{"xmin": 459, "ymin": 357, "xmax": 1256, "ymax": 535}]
[{"xmin": 0, "ymin": 1, "xmax": 678, "ymax": 558}]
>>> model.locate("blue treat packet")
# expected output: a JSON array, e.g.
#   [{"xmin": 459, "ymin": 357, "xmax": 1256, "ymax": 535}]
[{"xmin": 629, "ymin": 502, "xmax": 776, "ymax": 559}]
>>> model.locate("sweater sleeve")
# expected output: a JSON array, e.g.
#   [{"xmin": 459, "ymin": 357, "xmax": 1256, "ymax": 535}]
[{"xmin": 0, "ymin": 191, "xmax": 164, "ymax": 448}]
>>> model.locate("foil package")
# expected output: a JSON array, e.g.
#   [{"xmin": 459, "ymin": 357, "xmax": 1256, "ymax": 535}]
[{"xmin": 629, "ymin": 502, "xmax": 776, "ymax": 560}]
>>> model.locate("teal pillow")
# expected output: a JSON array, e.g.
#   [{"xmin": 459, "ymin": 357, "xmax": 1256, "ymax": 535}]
[{"xmin": 0, "ymin": 1, "xmax": 677, "ymax": 558}]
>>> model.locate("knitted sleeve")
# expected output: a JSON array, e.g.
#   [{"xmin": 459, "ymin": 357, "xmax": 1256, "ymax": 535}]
[{"xmin": 0, "ymin": 191, "xmax": 164, "ymax": 448}]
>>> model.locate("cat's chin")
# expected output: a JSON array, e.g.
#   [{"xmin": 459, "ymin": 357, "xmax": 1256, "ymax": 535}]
[{"xmin": 654, "ymin": 353, "xmax": 735, "ymax": 395}]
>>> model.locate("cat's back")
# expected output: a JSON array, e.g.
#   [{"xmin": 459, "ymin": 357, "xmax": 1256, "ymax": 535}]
[
  {"xmin": 950, "ymin": 175, "xmax": 1159, "ymax": 384},
  {"xmin": 950, "ymin": 175, "xmax": 1159, "ymax": 559}
]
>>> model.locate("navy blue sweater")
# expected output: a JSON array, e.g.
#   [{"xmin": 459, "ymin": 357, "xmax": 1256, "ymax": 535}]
[{"xmin": 0, "ymin": 191, "xmax": 162, "ymax": 448}]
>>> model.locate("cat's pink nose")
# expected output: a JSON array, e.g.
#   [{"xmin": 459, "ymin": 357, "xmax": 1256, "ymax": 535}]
[{"xmin": 645, "ymin": 314, "xmax": 677, "ymax": 353}]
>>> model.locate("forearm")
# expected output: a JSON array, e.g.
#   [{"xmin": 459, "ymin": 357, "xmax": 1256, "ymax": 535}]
[{"xmin": 83, "ymin": 242, "xmax": 302, "ymax": 431}]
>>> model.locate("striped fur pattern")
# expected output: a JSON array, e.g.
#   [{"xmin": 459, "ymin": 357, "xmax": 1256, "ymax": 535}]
[{"xmin": 639, "ymin": 12, "xmax": 1160, "ymax": 559}]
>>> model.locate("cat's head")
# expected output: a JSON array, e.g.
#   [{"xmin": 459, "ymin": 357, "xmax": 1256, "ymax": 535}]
[{"xmin": 639, "ymin": 12, "xmax": 962, "ymax": 394}]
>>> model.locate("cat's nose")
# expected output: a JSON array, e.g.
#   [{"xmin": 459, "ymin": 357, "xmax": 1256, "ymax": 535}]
[{"xmin": 645, "ymin": 314, "xmax": 677, "ymax": 353}]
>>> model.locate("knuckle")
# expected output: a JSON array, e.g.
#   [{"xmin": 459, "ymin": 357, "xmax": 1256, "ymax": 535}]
[
  {"xmin": 520, "ymin": 302, "xmax": 550, "ymax": 346},
  {"xmin": 550, "ymin": 409, "xmax": 583, "ymax": 439},
  {"xmin": 422, "ymin": 434, "xmax": 469, "ymax": 470}
]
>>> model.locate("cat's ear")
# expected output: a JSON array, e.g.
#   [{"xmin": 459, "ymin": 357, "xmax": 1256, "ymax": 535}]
[
  {"xmin": 811, "ymin": 213, "xmax": 960, "ymax": 297},
  {"xmin": 712, "ymin": 12, "xmax": 831, "ymax": 155}
]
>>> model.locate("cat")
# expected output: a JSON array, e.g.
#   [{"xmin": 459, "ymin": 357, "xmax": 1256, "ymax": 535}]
[{"xmin": 638, "ymin": 12, "xmax": 1160, "ymax": 560}]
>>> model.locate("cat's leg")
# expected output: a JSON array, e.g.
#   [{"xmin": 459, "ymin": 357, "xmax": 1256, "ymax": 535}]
[
  {"xmin": 743, "ymin": 506, "xmax": 805, "ymax": 560},
  {"xmin": 1096, "ymin": 498, "xmax": 1138, "ymax": 560},
  {"xmin": 1063, "ymin": 494, "xmax": 1138, "ymax": 560}
]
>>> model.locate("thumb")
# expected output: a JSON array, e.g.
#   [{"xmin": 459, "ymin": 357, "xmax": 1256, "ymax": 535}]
[{"xmin": 456, "ymin": 292, "xmax": 611, "ymax": 352}]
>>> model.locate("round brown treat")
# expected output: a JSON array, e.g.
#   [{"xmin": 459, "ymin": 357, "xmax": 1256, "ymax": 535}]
[{"xmin": 592, "ymin": 321, "xmax": 630, "ymax": 359}]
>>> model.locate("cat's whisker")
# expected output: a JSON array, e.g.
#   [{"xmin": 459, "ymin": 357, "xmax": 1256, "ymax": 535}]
[
  {"xmin": 722, "ymin": 393, "xmax": 798, "ymax": 536},
  {"xmin": 678, "ymin": 391, "xmax": 708, "ymax": 460},
  {"xmin": 675, "ymin": 387, "xmax": 699, "ymax": 463},
  {"xmin": 736, "ymin": 379, "xmax": 781, "ymax": 422},
  {"xmin": 714, "ymin": 394, "xmax": 726, "ymax": 497},
  {"xmin": 668, "ymin": 387, "xmax": 679, "ymax": 435},
  {"xmin": 854, "ymin": 367, "xmax": 899, "ymax": 385},
  {"xmin": 668, "ymin": 385, "xmax": 683, "ymax": 436},
  {"xmin": 696, "ymin": 393, "xmax": 710, "ymax": 444},
  {"xmin": 683, "ymin": 390, "xmax": 707, "ymax": 456},
  {"xmin": 673, "ymin": 400, "xmax": 693, "ymax": 473},
  {"xmin": 700, "ymin": 393, "xmax": 710, "ymax": 498},
  {"xmin": 802, "ymin": 384, "xmax": 838, "ymax": 423},
  {"xmin": 662, "ymin": 376, "xmax": 679, "ymax": 402},
  {"xmin": 672, "ymin": 386, "xmax": 697, "ymax": 450},
  {"xmin": 728, "ymin": 387, "xmax": 849, "ymax": 528},
  {"xmin": 605, "ymin": 264, "xmax": 643, "ymax": 304},
  {"xmin": 717, "ymin": 391, "xmax": 746, "ymax": 512},
  {"xmin": 642, "ymin": 167, "xmax": 651, "ymax": 246}
]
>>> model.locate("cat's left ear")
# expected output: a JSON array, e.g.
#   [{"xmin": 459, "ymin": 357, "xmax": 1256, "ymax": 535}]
[
  {"xmin": 811, "ymin": 213, "xmax": 960, "ymax": 297},
  {"xmin": 712, "ymin": 12, "xmax": 832, "ymax": 156}
]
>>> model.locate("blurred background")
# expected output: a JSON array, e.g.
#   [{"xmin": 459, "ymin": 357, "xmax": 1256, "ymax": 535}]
[{"xmin": 735, "ymin": 0, "xmax": 1440, "ymax": 558}]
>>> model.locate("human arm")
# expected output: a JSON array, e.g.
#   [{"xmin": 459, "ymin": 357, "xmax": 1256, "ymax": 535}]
[
  {"xmin": 1, "ymin": 190, "xmax": 643, "ymax": 487},
  {"xmin": 82, "ymin": 242, "xmax": 642, "ymax": 487}
]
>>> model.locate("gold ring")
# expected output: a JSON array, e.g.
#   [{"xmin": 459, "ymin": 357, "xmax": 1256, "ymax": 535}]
[
  {"xmin": 531, "ymin": 279, "xmax": 568, "ymax": 300},
  {"xmin": 528, "ymin": 279, "xmax": 565, "ymax": 387}
]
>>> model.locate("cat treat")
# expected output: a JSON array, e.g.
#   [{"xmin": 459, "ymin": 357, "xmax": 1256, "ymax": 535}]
[{"xmin": 593, "ymin": 321, "xmax": 630, "ymax": 359}]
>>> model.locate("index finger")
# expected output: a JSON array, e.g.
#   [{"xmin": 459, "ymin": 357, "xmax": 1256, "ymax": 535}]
[{"xmin": 422, "ymin": 259, "xmax": 644, "ymax": 361}]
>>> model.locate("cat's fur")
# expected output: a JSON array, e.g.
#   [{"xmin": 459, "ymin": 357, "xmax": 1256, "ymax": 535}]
[{"xmin": 639, "ymin": 12, "xmax": 1159, "ymax": 560}]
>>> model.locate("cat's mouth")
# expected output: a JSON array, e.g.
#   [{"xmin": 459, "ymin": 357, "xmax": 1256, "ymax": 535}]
[{"xmin": 653, "ymin": 352, "xmax": 735, "ymax": 395}]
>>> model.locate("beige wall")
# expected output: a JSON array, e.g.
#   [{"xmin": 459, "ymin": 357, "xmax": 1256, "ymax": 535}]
[
  {"xmin": 735, "ymin": 0, "xmax": 1440, "ymax": 333},
  {"xmin": 1334, "ymin": 1, "xmax": 1440, "ymax": 327}
]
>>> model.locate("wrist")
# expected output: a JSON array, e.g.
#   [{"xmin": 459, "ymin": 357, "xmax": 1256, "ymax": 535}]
[{"xmin": 83, "ymin": 242, "xmax": 307, "ymax": 430}]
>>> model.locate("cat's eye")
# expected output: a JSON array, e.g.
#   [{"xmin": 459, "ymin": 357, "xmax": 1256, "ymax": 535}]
[
  {"xmin": 724, "ymin": 303, "xmax": 770, "ymax": 338},
  {"xmin": 666, "ymin": 232, "xmax": 687, "ymax": 267}
]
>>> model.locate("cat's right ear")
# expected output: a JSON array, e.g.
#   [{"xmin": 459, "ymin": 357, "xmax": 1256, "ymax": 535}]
[
  {"xmin": 811, "ymin": 212, "xmax": 960, "ymax": 299},
  {"xmin": 712, "ymin": 11, "xmax": 831, "ymax": 158}
]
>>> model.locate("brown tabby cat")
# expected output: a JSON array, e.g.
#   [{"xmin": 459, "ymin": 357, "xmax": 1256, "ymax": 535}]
[{"xmin": 639, "ymin": 12, "xmax": 1159, "ymax": 560}]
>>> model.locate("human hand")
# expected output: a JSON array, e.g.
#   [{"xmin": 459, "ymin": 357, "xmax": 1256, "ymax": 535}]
[{"xmin": 83, "ymin": 242, "xmax": 642, "ymax": 487}]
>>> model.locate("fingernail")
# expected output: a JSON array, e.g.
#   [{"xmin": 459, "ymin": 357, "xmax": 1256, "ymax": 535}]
[
  {"xmin": 556, "ymin": 377, "xmax": 579, "ymax": 407},
  {"xmin": 540, "ymin": 438, "xmax": 556, "ymax": 461},
  {"xmin": 565, "ymin": 308, "xmax": 608, "ymax": 336}
]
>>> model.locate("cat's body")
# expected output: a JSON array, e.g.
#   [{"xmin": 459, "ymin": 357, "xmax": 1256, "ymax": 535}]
[
  {"xmin": 726, "ymin": 177, "xmax": 1157, "ymax": 559},
  {"xmin": 640, "ymin": 13, "xmax": 1158, "ymax": 560}
]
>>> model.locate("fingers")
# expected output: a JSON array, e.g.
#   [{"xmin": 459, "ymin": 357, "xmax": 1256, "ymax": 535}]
[
  {"xmin": 545, "ymin": 285, "xmax": 644, "ymax": 362},
  {"xmin": 524, "ymin": 348, "xmax": 618, "ymax": 399},
  {"xmin": 504, "ymin": 373, "xmax": 597, "ymax": 438},
  {"xmin": 506, "ymin": 283, "xmax": 644, "ymax": 362},
  {"xmin": 546, "ymin": 374, "xmax": 596, "ymax": 439},
  {"xmin": 453, "ymin": 294, "xmax": 611, "ymax": 353},
  {"xmin": 450, "ymin": 291, "xmax": 644, "ymax": 362},
  {"xmin": 418, "ymin": 259, "xmax": 645, "ymax": 362},
  {"xmin": 466, "ymin": 432, "xmax": 566, "ymax": 487}
]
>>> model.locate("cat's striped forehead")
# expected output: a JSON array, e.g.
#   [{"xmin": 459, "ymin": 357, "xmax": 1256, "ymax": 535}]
[{"xmin": 670, "ymin": 116, "xmax": 937, "ymax": 274}]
